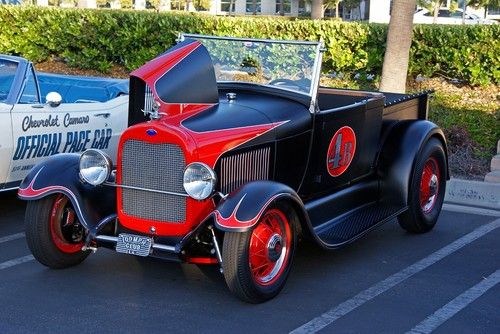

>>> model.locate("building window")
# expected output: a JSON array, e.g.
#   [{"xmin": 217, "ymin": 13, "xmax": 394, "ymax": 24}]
[
  {"xmin": 298, "ymin": 0, "xmax": 309, "ymax": 16},
  {"xmin": 275, "ymin": 0, "xmax": 291, "ymax": 14},
  {"xmin": 246, "ymin": 0, "xmax": 261, "ymax": 14},
  {"xmin": 221, "ymin": 0, "xmax": 235, "ymax": 12}
]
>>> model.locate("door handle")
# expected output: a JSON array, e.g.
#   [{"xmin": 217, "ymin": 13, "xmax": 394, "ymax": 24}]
[{"xmin": 94, "ymin": 113, "xmax": 111, "ymax": 119}]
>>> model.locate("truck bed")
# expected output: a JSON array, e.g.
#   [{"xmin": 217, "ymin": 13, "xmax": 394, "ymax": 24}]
[{"xmin": 318, "ymin": 87, "xmax": 431, "ymax": 121}]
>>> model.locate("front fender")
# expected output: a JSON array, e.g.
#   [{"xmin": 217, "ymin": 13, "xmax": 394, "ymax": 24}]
[
  {"xmin": 212, "ymin": 181, "xmax": 307, "ymax": 233},
  {"xmin": 378, "ymin": 120, "xmax": 449, "ymax": 207},
  {"xmin": 18, "ymin": 154, "xmax": 116, "ymax": 232}
]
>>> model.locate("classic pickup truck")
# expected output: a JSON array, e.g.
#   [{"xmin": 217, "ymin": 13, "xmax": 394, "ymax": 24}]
[
  {"xmin": 0, "ymin": 54, "xmax": 128, "ymax": 191},
  {"xmin": 19, "ymin": 35, "xmax": 448, "ymax": 303}
]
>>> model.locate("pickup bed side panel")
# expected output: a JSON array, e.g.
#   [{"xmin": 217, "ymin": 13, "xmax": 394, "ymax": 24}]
[
  {"xmin": 377, "ymin": 120, "xmax": 448, "ymax": 207},
  {"xmin": 17, "ymin": 154, "xmax": 116, "ymax": 231}
]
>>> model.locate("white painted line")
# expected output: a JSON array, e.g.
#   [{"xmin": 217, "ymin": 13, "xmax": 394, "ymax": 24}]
[
  {"xmin": 443, "ymin": 203, "xmax": 500, "ymax": 217},
  {"xmin": 0, "ymin": 232, "xmax": 25, "ymax": 244},
  {"xmin": 290, "ymin": 218, "xmax": 500, "ymax": 334},
  {"xmin": 406, "ymin": 269, "xmax": 500, "ymax": 334},
  {"xmin": 0, "ymin": 255, "xmax": 34, "ymax": 270}
]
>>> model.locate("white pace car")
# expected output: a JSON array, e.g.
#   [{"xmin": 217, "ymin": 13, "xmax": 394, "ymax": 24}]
[{"xmin": 0, "ymin": 55, "xmax": 129, "ymax": 191}]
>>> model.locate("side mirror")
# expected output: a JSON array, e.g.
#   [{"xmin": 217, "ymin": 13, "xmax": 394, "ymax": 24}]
[{"xmin": 46, "ymin": 92, "xmax": 62, "ymax": 107}]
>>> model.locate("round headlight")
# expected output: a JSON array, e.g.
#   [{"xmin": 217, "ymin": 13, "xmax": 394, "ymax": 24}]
[
  {"xmin": 79, "ymin": 149, "xmax": 112, "ymax": 186},
  {"xmin": 183, "ymin": 162, "xmax": 217, "ymax": 200}
]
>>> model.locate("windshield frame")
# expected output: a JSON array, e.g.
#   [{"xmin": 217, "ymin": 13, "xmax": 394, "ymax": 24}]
[
  {"xmin": 181, "ymin": 34, "xmax": 323, "ymax": 111},
  {"xmin": 0, "ymin": 55, "xmax": 30, "ymax": 106}
]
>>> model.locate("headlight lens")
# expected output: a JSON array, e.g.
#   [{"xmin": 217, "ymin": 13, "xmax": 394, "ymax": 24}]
[
  {"xmin": 183, "ymin": 162, "xmax": 217, "ymax": 200},
  {"xmin": 79, "ymin": 149, "xmax": 112, "ymax": 186}
]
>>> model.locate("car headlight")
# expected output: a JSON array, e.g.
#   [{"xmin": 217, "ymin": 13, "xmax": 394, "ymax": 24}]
[
  {"xmin": 183, "ymin": 162, "xmax": 217, "ymax": 200},
  {"xmin": 79, "ymin": 149, "xmax": 112, "ymax": 186}
]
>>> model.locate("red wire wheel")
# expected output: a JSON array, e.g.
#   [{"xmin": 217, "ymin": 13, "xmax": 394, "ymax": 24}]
[
  {"xmin": 419, "ymin": 157, "xmax": 440, "ymax": 214},
  {"xmin": 248, "ymin": 208, "xmax": 292, "ymax": 286},
  {"xmin": 49, "ymin": 194, "xmax": 85, "ymax": 254},
  {"xmin": 25, "ymin": 194, "xmax": 91, "ymax": 269},
  {"xmin": 398, "ymin": 138, "xmax": 447, "ymax": 234},
  {"xmin": 222, "ymin": 203, "xmax": 297, "ymax": 303}
]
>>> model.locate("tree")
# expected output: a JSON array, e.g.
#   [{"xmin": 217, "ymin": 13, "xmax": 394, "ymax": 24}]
[
  {"xmin": 324, "ymin": 0, "xmax": 342, "ymax": 18},
  {"xmin": 379, "ymin": 0, "xmax": 417, "ymax": 93},
  {"xmin": 418, "ymin": 0, "xmax": 444, "ymax": 23},
  {"xmin": 311, "ymin": 0, "xmax": 324, "ymax": 19}
]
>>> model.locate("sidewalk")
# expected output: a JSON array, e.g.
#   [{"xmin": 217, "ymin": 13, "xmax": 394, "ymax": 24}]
[{"xmin": 445, "ymin": 178, "xmax": 500, "ymax": 210}]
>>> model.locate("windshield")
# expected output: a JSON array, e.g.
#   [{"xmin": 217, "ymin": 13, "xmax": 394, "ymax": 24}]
[
  {"xmin": 182, "ymin": 34, "xmax": 322, "ymax": 97},
  {"xmin": 0, "ymin": 59, "xmax": 18, "ymax": 103}
]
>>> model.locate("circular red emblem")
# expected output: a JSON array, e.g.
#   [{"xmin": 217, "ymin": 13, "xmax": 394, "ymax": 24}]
[{"xmin": 326, "ymin": 126, "xmax": 356, "ymax": 177}]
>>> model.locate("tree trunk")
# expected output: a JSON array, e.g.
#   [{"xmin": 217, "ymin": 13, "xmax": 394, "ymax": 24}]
[
  {"xmin": 311, "ymin": 0, "xmax": 324, "ymax": 19},
  {"xmin": 252, "ymin": 0, "xmax": 256, "ymax": 15},
  {"xmin": 433, "ymin": 1, "xmax": 440, "ymax": 23},
  {"xmin": 229, "ymin": 0, "xmax": 234, "ymax": 14},
  {"xmin": 335, "ymin": 1, "xmax": 339, "ymax": 18},
  {"xmin": 379, "ymin": 0, "xmax": 417, "ymax": 93}
]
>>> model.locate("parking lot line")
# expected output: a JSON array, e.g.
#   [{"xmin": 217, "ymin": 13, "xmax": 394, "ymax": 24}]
[
  {"xmin": 290, "ymin": 218, "xmax": 500, "ymax": 334},
  {"xmin": 0, "ymin": 232, "xmax": 25, "ymax": 244},
  {"xmin": 0, "ymin": 255, "xmax": 34, "ymax": 270},
  {"xmin": 406, "ymin": 269, "xmax": 500, "ymax": 334}
]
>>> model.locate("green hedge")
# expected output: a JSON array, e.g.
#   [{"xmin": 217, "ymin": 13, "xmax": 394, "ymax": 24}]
[{"xmin": 0, "ymin": 6, "xmax": 499, "ymax": 85}]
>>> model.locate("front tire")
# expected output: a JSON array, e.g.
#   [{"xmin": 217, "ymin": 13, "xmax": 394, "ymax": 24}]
[
  {"xmin": 25, "ymin": 194, "xmax": 90, "ymax": 269},
  {"xmin": 398, "ymin": 138, "xmax": 447, "ymax": 233},
  {"xmin": 222, "ymin": 203, "xmax": 297, "ymax": 303}
]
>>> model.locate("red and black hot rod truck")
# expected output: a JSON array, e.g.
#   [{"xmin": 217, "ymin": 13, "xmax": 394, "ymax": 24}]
[{"xmin": 19, "ymin": 34, "xmax": 448, "ymax": 303}]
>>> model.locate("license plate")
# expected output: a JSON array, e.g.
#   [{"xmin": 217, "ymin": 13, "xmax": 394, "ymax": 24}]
[{"xmin": 116, "ymin": 233, "xmax": 152, "ymax": 257}]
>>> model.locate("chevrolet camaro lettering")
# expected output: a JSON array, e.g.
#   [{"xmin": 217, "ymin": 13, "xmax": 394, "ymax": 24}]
[{"xmin": 19, "ymin": 35, "xmax": 448, "ymax": 303}]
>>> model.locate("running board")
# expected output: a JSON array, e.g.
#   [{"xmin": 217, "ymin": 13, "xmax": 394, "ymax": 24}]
[{"xmin": 313, "ymin": 202, "xmax": 406, "ymax": 248}]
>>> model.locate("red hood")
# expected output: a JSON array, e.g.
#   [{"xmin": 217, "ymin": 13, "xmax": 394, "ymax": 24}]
[{"xmin": 121, "ymin": 104, "xmax": 286, "ymax": 169}]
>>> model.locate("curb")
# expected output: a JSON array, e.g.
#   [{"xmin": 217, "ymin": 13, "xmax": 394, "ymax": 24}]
[{"xmin": 445, "ymin": 178, "xmax": 500, "ymax": 210}]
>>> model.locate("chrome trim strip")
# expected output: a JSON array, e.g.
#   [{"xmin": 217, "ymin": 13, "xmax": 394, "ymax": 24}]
[
  {"xmin": 96, "ymin": 235, "xmax": 117, "ymax": 243},
  {"xmin": 1, "ymin": 186, "xmax": 20, "ymax": 192},
  {"xmin": 182, "ymin": 33, "xmax": 321, "ymax": 46},
  {"xmin": 104, "ymin": 182, "xmax": 189, "ymax": 197},
  {"xmin": 152, "ymin": 243, "xmax": 177, "ymax": 252},
  {"xmin": 309, "ymin": 41, "xmax": 324, "ymax": 113},
  {"xmin": 95, "ymin": 235, "xmax": 177, "ymax": 253}
]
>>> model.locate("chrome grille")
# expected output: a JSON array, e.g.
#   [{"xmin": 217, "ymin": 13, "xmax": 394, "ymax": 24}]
[
  {"xmin": 219, "ymin": 147, "xmax": 271, "ymax": 194},
  {"xmin": 144, "ymin": 85, "xmax": 154, "ymax": 114},
  {"xmin": 121, "ymin": 140, "xmax": 186, "ymax": 222}
]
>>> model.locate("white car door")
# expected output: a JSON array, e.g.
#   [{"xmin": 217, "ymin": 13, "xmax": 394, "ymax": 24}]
[
  {"xmin": 0, "ymin": 57, "xmax": 17, "ymax": 189},
  {"xmin": 7, "ymin": 66, "xmax": 128, "ymax": 185},
  {"xmin": 0, "ymin": 102, "xmax": 14, "ymax": 189}
]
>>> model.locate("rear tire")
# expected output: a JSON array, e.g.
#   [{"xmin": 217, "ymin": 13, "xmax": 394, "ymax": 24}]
[
  {"xmin": 398, "ymin": 138, "xmax": 447, "ymax": 233},
  {"xmin": 222, "ymin": 202, "xmax": 297, "ymax": 303},
  {"xmin": 25, "ymin": 194, "xmax": 90, "ymax": 269}
]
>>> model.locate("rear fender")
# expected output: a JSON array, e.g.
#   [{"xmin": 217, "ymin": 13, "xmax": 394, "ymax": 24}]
[
  {"xmin": 378, "ymin": 120, "xmax": 449, "ymax": 207},
  {"xmin": 212, "ymin": 181, "xmax": 309, "ymax": 233},
  {"xmin": 17, "ymin": 154, "xmax": 116, "ymax": 232}
]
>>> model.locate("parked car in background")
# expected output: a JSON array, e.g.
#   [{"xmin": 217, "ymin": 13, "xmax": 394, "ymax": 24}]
[
  {"xmin": 0, "ymin": 0, "xmax": 23, "ymax": 4},
  {"xmin": 414, "ymin": 8, "xmax": 498, "ymax": 24},
  {"xmin": 20, "ymin": 35, "xmax": 448, "ymax": 303},
  {"xmin": 0, "ymin": 54, "xmax": 129, "ymax": 191}
]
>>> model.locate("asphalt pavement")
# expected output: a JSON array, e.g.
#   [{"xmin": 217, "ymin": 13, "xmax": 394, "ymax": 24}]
[{"xmin": 0, "ymin": 191, "xmax": 499, "ymax": 334}]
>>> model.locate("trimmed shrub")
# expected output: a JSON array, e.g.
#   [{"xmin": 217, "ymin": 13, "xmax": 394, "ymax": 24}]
[{"xmin": 0, "ymin": 6, "xmax": 498, "ymax": 84}]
